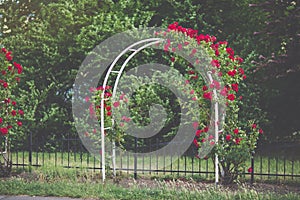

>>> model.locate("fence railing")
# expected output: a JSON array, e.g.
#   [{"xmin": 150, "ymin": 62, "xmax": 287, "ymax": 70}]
[{"xmin": 5, "ymin": 133, "xmax": 300, "ymax": 182}]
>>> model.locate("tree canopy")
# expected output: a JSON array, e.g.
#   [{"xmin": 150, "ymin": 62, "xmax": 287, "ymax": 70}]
[{"xmin": 0, "ymin": 0, "xmax": 299, "ymax": 147}]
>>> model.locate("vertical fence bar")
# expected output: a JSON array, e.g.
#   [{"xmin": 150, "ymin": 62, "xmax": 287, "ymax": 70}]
[
  {"xmin": 251, "ymin": 152, "xmax": 254, "ymax": 185},
  {"xmin": 292, "ymin": 160, "xmax": 294, "ymax": 180},
  {"xmin": 35, "ymin": 151, "xmax": 38, "ymax": 169},
  {"xmin": 16, "ymin": 150, "xmax": 18, "ymax": 168},
  {"xmin": 191, "ymin": 157, "xmax": 194, "ymax": 177},
  {"xmin": 184, "ymin": 155, "xmax": 187, "ymax": 176},
  {"xmin": 142, "ymin": 152, "xmax": 145, "ymax": 175},
  {"xmin": 149, "ymin": 139, "xmax": 152, "ymax": 175},
  {"xmin": 22, "ymin": 150, "xmax": 25, "ymax": 170},
  {"xmin": 284, "ymin": 157, "xmax": 286, "ymax": 180},
  {"xmin": 42, "ymin": 147, "xmax": 44, "ymax": 166},
  {"xmin": 120, "ymin": 151, "xmax": 123, "ymax": 172},
  {"xmin": 170, "ymin": 154, "xmax": 173, "ymax": 175},
  {"xmin": 206, "ymin": 159, "xmax": 208, "ymax": 179},
  {"xmin": 87, "ymin": 151, "xmax": 90, "ymax": 168},
  {"xmin": 268, "ymin": 157, "xmax": 270, "ymax": 179},
  {"xmin": 156, "ymin": 138, "xmax": 158, "ymax": 175},
  {"xmin": 199, "ymin": 158, "xmax": 201, "ymax": 175},
  {"xmin": 177, "ymin": 154, "xmax": 180, "ymax": 176},
  {"xmin": 93, "ymin": 155, "xmax": 96, "ymax": 172},
  {"xmin": 276, "ymin": 157, "xmax": 278, "ymax": 181},
  {"xmin": 127, "ymin": 151, "xmax": 129, "ymax": 175},
  {"xmin": 134, "ymin": 137, "xmax": 137, "ymax": 180},
  {"xmin": 29, "ymin": 132, "xmax": 32, "ymax": 171},
  {"xmin": 80, "ymin": 145, "xmax": 83, "ymax": 167},
  {"xmin": 61, "ymin": 139, "xmax": 63, "ymax": 166},
  {"xmin": 55, "ymin": 151, "xmax": 57, "ymax": 167},
  {"xmin": 260, "ymin": 156, "xmax": 263, "ymax": 180},
  {"xmin": 67, "ymin": 133, "xmax": 70, "ymax": 168}
]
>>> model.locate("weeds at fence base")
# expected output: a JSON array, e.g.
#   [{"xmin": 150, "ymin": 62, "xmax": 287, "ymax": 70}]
[{"xmin": 0, "ymin": 157, "xmax": 12, "ymax": 177}]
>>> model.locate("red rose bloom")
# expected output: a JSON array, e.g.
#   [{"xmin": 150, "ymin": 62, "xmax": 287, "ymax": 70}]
[
  {"xmin": 227, "ymin": 70, "xmax": 237, "ymax": 77},
  {"xmin": 225, "ymin": 134, "xmax": 231, "ymax": 141},
  {"xmin": 193, "ymin": 139, "xmax": 199, "ymax": 148},
  {"xmin": 3, "ymin": 82, "xmax": 8, "ymax": 88},
  {"xmin": 0, "ymin": 127, "xmax": 8, "ymax": 135},
  {"xmin": 231, "ymin": 83, "xmax": 238, "ymax": 92},
  {"xmin": 11, "ymin": 110, "xmax": 17, "ymax": 116},
  {"xmin": 226, "ymin": 47, "xmax": 234, "ymax": 56},
  {"xmin": 195, "ymin": 130, "xmax": 202, "ymax": 137},
  {"xmin": 105, "ymin": 106, "xmax": 111, "ymax": 111},
  {"xmin": 248, "ymin": 167, "xmax": 253, "ymax": 173},
  {"xmin": 227, "ymin": 94, "xmax": 235, "ymax": 101},
  {"xmin": 234, "ymin": 128, "xmax": 239, "ymax": 134},
  {"xmin": 203, "ymin": 126, "xmax": 209, "ymax": 132},
  {"xmin": 17, "ymin": 121, "xmax": 22, "ymax": 126},
  {"xmin": 1, "ymin": 48, "xmax": 7, "ymax": 53},
  {"xmin": 238, "ymin": 68, "xmax": 245, "ymax": 75},
  {"xmin": 211, "ymin": 59, "xmax": 220, "ymax": 68},
  {"xmin": 220, "ymin": 87, "xmax": 228, "ymax": 96},
  {"xmin": 113, "ymin": 101, "xmax": 120, "ymax": 107},
  {"xmin": 235, "ymin": 138, "xmax": 242, "ymax": 145},
  {"xmin": 203, "ymin": 92, "xmax": 212, "ymax": 100}
]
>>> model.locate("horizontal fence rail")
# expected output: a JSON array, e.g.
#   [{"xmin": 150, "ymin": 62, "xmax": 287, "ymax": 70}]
[{"xmin": 3, "ymin": 133, "xmax": 300, "ymax": 182}]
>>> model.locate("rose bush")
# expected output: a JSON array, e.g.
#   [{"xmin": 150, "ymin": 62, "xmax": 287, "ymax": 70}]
[{"xmin": 0, "ymin": 47, "xmax": 24, "ymax": 176}]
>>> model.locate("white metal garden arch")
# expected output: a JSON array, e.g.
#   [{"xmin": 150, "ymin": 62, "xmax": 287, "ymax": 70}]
[{"xmin": 99, "ymin": 38, "xmax": 221, "ymax": 185}]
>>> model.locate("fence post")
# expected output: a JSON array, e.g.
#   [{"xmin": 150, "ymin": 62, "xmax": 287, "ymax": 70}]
[
  {"xmin": 134, "ymin": 137, "xmax": 137, "ymax": 180},
  {"xmin": 29, "ymin": 132, "xmax": 32, "ymax": 172},
  {"xmin": 251, "ymin": 152, "xmax": 254, "ymax": 185}
]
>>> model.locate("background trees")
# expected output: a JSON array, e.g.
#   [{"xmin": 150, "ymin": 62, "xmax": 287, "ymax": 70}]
[{"xmin": 0, "ymin": 0, "xmax": 299, "ymax": 150}]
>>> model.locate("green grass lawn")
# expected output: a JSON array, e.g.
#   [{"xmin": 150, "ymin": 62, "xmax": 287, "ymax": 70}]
[
  {"xmin": 0, "ymin": 177, "xmax": 299, "ymax": 199},
  {"xmin": 1, "ymin": 165, "xmax": 300, "ymax": 200},
  {"xmin": 0, "ymin": 159, "xmax": 299, "ymax": 200}
]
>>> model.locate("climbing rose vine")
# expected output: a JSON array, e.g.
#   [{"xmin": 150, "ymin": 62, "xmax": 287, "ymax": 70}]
[
  {"xmin": 86, "ymin": 23, "xmax": 262, "ymax": 184},
  {"xmin": 0, "ymin": 47, "xmax": 24, "ymax": 135},
  {"xmin": 0, "ymin": 47, "xmax": 24, "ymax": 176},
  {"xmin": 165, "ymin": 22, "xmax": 263, "ymax": 184}
]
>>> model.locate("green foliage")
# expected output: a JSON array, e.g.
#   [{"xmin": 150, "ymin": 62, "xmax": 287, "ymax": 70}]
[
  {"xmin": 0, "ymin": 0, "xmax": 297, "ymax": 170},
  {"xmin": 0, "ymin": 47, "xmax": 24, "ymax": 176}
]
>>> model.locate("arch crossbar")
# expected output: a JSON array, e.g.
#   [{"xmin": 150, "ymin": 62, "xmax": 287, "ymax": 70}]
[{"xmin": 100, "ymin": 38, "xmax": 163, "ymax": 182}]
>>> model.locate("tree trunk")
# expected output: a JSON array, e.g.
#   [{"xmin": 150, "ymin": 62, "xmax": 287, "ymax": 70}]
[{"xmin": 219, "ymin": 163, "xmax": 237, "ymax": 185}]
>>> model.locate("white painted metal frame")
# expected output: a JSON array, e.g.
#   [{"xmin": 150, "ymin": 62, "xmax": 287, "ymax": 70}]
[
  {"xmin": 100, "ymin": 38, "xmax": 163, "ymax": 182},
  {"xmin": 99, "ymin": 38, "xmax": 222, "ymax": 185},
  {"xmin": 207, "ymin": 71, "xmax": 220, "ymax": 186}
]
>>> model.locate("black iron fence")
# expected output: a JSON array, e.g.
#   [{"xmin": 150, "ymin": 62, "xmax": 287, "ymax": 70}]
[{"xmin": 5, "ymin": 132, "xmax": 300, "ymax": 182}]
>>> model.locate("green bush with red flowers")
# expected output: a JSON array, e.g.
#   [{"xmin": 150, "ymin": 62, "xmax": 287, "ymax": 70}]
[
  {"xmin": 89, "ymin": 23, "xmax": 263, "ymax": 184},
  {"xmin": 0, "ymin": 47, "xmax": 24, "ymax": 137},
  {"xmin": 161, "ymin": 22, "xmax": 263, "ymax": 184},
  {"xmin": 0, "ymin": 47, "xmax": 24, "ymax": 176}
]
